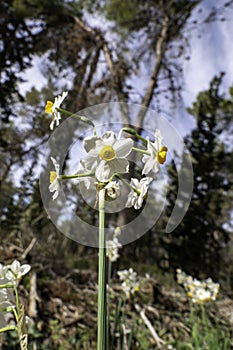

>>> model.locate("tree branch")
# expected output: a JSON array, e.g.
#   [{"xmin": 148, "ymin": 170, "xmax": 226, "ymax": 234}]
[
  {"xmin": 72, "ymin": 15, "xmax": 130, "ymax": 125},
  {"xmin": 135, "ymin": 13, "xmax": 169, "ymax": 130}
]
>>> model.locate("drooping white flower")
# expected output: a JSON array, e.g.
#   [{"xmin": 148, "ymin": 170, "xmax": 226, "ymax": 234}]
[
  {"xmin": 105, "ymin": 181, "xmax": 120, "ymax": 200},
  {"xmin": 81, "ymin": 131, "xmax": 133, "ymax": 182},
  {"xmin": 126, "ymin": 177, "xmax": 153, "ymax": 210},
  {"xmin": 5, "ymin": 260, "xmax": 31, "ymax": 283},
  {"xmin": 142, "ymin": 129, "xmax": 168, "ymax": 175},
  {"xmin": 106, "ymin": 237, "xmax": 122, "ymax": 262},
  {"xmin": 117, "ymin": 268, "xmax": 140, "ymax": 298},
  {"xmin": 45, "ymin": 91, "xmax": 68, "ymax": 130},
  {"xmin": 49, "ymin": 157, "xmax": 61, "ymax": 200}
]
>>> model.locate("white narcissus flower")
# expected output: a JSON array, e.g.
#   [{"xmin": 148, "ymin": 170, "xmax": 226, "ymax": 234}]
[
  {"xmin": 126, "ymin": 177, "xmax": 153, "ymax": 210},
  {"xmin": 105, "ymin": 181, "xmax": 120, "ymax": 200},
  {"xmin": 5, "ymin": 260, "xmax": 31, "ymax": 283},
  {"xmin": 49, "ymin": 157, "xmax": 61, "ymax": 200},
  {"xmin": 142, "ymin": 129, "xmax": 168, "ymax": 175},
  {"xmin": 176, "ymin": 269, "xmax": 220, "ymax": 304},
  {"xmin": 81, "ymin": 131, "xmax": 133, "ymax": 182},
  {"xmin": 106, "ymin": 237, "xmax": 122, "ymax": 262},
  {"xmin": 117, "ymin": 268, "xmax": 140, "ymax": 298},
  {"xmin": 45, "ymin": 91, "xmax": 68, "ymax": 130}
]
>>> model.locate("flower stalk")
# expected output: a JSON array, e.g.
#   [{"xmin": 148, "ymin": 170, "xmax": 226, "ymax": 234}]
[
  {"xmin": 60, "ymin": 172, "xmax": 95, "ymax": 180},
  {"xmin": 97, "ymin": 188, "xmax": 107, "ymax": 350},
  {"xmin": 56, "ymin": 108, "xmax": 95, "ymax": 127},
  {"xmin": 121, "ymin": 127, "xmax": 147, "ymax": 145}
]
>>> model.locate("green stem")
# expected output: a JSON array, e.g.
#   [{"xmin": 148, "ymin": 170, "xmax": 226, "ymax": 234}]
[
  {"xmin": 114, "ymin": 174, "xmax": 140, "ymax": 195},
  {"xmin": 132, "ymin": 146, "xmax": 150, "ymax": 155},
  {"xmin": 13, "ymin": 284, "xmax": 20, "ymax": 319},
  {"xmin": 0, "ymin": 325, "xmax": 17, "ymax": 333},
  {"xmin": 0, "ymin": 283, "xmax": 14, "ymax": 289},
  {"xmin": 60, "ymin": 172, "xmax": 95, "ymax": 180},
  {"xmin": 106, "ymin": 259, "xmax": 112, "ymax": 350},
  {"xmin": 122, "ymin": 127, "xmax": 147, "ymax": 145},
  {"xmin": 56, "ymin": 107, "xmax": 95, "ymax": 127},
  {"xmin": 97, "ymin": 189, "xmax": 107, "ymax": 350}
]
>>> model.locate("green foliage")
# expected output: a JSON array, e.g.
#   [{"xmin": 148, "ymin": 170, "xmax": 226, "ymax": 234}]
[
  {"xmin": 171, "ymin": 304, "xmax": 231, "ymax": 350},
  {"xmin": 103, "ymin": 0, "xmax": 199, "ymax": 34},
  {"xmin": 104, "ymin": 0, "xmax": 138, "ymax": 27},
  {"xmin": 162, "ymin": 74, "xmax": 233, "ymax": 281}
]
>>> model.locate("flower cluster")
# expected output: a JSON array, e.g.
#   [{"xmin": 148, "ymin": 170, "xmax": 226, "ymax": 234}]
[
  {"xmin": 106, "ymin": 227, "xmax": 122, "ymax": 262},
  {"xmin": 176, "ymin": 269, "xmax": 220, "ymax": 304},
  {"xmin": 46, "ymin": 92, "xmax": 168, "ymax": 212},
  {"xmin": 117, "ymin": 268, "xmax": 140, "ymax": 298},
  {"xmin": 0, "ymin": 260, "xmax": 31, "ymax": 329}
]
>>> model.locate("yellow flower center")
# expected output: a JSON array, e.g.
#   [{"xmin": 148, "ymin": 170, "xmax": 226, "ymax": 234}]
[
  {"xmin": 99, "ymin": 145, "xmax": 116, "ymax": 161},
  {"xmin": 50, "ymin": 171, "xmax": 57, "ymax": 184},
  {"xmin": 157, "ymin": 146, "xmax": 168, "ymax": 164},
  {"xmin": 45, "ymin": 101, "xmax": 54, "ymax": 114}
]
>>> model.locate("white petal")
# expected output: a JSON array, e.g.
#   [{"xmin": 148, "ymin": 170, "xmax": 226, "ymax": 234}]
[
  {"xmin": 134, "ymin": 196, "xmax": 143, "ymax": 210},
  {"xmin": 81, "ymin": 154, "xmax": 99, "ymax": 171},
  {"xmin": 140, "ymin": 177, "xmax": 153, "ymax": 194},
  {"xmin": 60, "ymin": 91, "xmax": 68, "ymax": 103},
  {"xmin": 151, "ymin": 160, "xmax": 159, "ymax": 174},
  {"xmin": 49, "ymin": 179, "xmax": 59, "ymax": 192},
  {"xmin": 83, "ymin": 136, "xmax": 101, "ymax": 152},
  {"xmin": 142, "ymin": 157, "xmax": 154, "ymax": 175},
  {"xmin": 54, "ymin": 91, "xmax": 68, "ymax": 109},
  {"xmin": 110, "ymin": 158, "xmax": 129, "ymax": 174},
  {"xmin": 52, "ymin": 190, "xmax": 59, "ymax": 200},
  {"xmin": 96, "ymin": 160, "xmax": 112, "ymax": 182},
  {"xmin": 114, "ymin": 138, "xmax": 133, "ymax": 157},
  {"xmin": 50, "ymin": 120, "xmax": 55, "ymax": 130},
  {"xmin": 130, "ymin": 178, "xmax": 139, "ymax": 188},
  {"xmin": 125, "ymin": 192, "xmax": 137, "ymax": 208},
  {"xmin": 11, "ymin": 260, "xmax": 20, "ymax": 273},
  {"xmin": 101, "ymin": 131, "xmax": 116, "ymax": 145},
  {"xmin": 147, "ymin": 139, "xmax": 158, "ymax": 155},
  {"xmin": 20, "ymin": 264, "xmax": 31, "ymax": 276},
  {"xmin": 50, "ymin": 157, "xmax": 60, "ymax": 175}
]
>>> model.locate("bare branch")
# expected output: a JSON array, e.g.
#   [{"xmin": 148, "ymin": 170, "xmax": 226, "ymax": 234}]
[
  {"xmin": 72, "ymin": 15, "xmax": 130, "ymax": 124},
  {"xmin": 135, "ymin": 13, "xmax": 169, "ymax": 130},
  {"xmin": 134, "ymin": 303, "xmax": 165, "ymax": 348}
]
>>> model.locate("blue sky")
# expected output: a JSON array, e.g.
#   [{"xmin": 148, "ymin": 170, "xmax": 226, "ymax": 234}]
[{"xmin": 183, "ymin": 0, "xmax": 233, "ymax": 106}]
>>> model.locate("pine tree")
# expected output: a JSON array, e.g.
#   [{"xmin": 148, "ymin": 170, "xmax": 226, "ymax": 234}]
[{"xmin": 161, "ymin": 74, "xmax": 233, "ymax": 280}]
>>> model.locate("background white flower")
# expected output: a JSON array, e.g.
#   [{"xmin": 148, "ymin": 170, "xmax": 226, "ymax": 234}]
[
  {"xmin": 117, "ymin": 268, "xmax": 140, "ymax": 298},
  {"xmin": 176, "ymin": 269, "xmax": 220, "ymax": 304},
  {"xmin": 142, "ymin": 129, "xmax": 168, "ymax": 175},
  {"xmin": 45, "ymin": 91, "xmax": 68, "ymax": 130},
  {"xmin": 126, "ymin": 177, "xmax": 153, "ymax": 210},
  {"xmin": 5, "ymin": 260, "xmax": 31, "ymax": 284},
  {"xmin": 106, "ymin": 237, "xmax": 122, "ymax": 262},
  {"xmin": 81, "ymin": 131, "xmax": 133, "ymax": 182}
]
